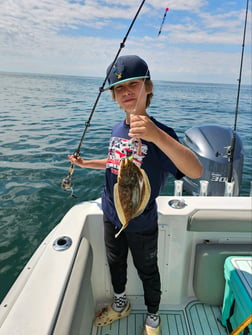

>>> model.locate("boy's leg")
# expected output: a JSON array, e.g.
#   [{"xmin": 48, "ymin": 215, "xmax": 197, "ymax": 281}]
[
  {"xmin": 126, "ymin": 224, "xmax": 161, "ymax": 313},
  {"xmin": 127, "ymin": 225, "xmax": 161, "ymax": 334},
  {"xmin": 94, "ymin": 216, "xmax": 131, "ymax": 327},
  {"xmin": 103, "ymin": 215, "xmax": 129, "ymax": 294}
]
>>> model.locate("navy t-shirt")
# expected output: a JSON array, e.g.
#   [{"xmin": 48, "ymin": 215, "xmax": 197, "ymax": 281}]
[{"xmin": 101, "ymin": 116, "xmax": 184, "ymax": 232}]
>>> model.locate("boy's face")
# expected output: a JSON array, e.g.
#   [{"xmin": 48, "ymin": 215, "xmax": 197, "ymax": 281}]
[{"xmin": 113, "ymin": 79, "xmax": 151, "ymax": 114}]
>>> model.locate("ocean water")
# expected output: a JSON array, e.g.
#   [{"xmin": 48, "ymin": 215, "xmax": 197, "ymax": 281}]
[{"xmin": 0, "ymin": 72, "xmax": 251, "ymax": 302}]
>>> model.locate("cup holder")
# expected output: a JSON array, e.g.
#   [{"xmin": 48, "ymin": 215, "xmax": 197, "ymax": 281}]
[{"xmin": 168, "ymin": 199, "xmax": 187, "ymax": 209}]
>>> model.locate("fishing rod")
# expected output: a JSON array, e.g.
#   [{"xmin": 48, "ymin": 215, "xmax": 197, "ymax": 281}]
[
  {"xmin": 158, "ymin": 7, "xmax": 169, "ymax": 37},
  {"xmin": 226, "ymin": 0, "xmax": 249, "ymax": 183},
  {"xmin": 61, "ymin": 0, "xmax": 146, "ymax": 194}
]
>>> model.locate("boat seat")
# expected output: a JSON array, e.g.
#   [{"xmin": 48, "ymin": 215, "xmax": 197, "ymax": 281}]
[
  {"xmin": 187, "ymin": 209, "xmax": 252, "ymax": 232},
  {"xmin": 193, "ymin": 243, "xmax": 252, "ymax": 305}
]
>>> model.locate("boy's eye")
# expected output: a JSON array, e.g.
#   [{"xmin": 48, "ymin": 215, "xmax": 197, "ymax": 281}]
[
  {"xmin": 114, "ymin": 85, "xmax": 123, "ymax": 92},
  {"xmin": 114, "ymin": 80, "xmax": 141, "ymax": 93},
  {"xmin": 130, "ymin": 81, "xmax": 142, "ymax": 86}
]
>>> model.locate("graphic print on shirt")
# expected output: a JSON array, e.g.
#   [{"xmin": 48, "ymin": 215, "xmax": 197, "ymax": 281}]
[{"xmin": 107, "ymin": 137, "xmax": 148, "ymax": 175}]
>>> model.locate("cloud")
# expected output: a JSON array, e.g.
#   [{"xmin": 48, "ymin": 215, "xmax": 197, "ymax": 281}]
[{"xmin": 0, "ymin": 0, "xmax": 251, "ymax": 84}]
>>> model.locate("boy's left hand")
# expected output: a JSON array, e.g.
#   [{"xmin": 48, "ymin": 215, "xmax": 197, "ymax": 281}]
[
  {"xmin": 129, "ymin": 114, "xmax": 159, "ymax": 142},
  {"xmin": 129, "ymin": 115, "xmax": 159, "ymax": 142}
]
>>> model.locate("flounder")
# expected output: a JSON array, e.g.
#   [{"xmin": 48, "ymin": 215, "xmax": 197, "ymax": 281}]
[{"xmin": 114, "ymin": 157, "xmax": 151, "ymax": 238}]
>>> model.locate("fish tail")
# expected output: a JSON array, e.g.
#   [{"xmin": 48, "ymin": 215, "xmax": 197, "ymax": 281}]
[{"xmin": 115, "ymin": 227, "xmax": 124, "ymax": 238}]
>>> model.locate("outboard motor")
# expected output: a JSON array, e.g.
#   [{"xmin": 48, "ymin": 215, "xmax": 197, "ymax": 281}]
[{"xmin": 182, "ymin": 125, "xmax": 244, "ymax": 196}]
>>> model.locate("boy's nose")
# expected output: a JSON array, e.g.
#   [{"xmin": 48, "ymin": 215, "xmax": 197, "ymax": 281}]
[{"xmin": 123, "ymin": 86, "xmax": 133, "ymax": 95}]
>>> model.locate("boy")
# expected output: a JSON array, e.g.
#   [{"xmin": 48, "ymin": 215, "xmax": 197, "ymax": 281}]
[{"xmin": 69, "ymin": 55, "xmax": 202, "ymax": 335}]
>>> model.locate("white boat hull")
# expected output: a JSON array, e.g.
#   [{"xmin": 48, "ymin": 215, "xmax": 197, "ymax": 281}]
[{"xmin": 0, "ymin": 196, "xmax": 251, "ymax": 334}]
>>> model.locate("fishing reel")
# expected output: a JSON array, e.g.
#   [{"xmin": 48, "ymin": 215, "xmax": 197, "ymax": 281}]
[
  {"xmin": 61, "ymin": 174, "xmax": 72, "ymax": 190},
  {"xmin": 61, "ymin": 164, "xmax": 77, "ymax": 198},
  {"xmin": 61, "ymin": 164, "xmax": 74, "ymax": 189}
]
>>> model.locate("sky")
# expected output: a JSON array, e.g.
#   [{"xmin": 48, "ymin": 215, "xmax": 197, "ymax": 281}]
[{"xmin": 0, "ymin": 0, "xmax": 251, "ymax": 84}]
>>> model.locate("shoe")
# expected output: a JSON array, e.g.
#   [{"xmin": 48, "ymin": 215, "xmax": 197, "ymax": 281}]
[
  {"xmin": 94, "ymin": 301, "xmax": 131, "ymax": 326},
  {"xmin": 142, "ymin": 322, "xmax": 161, "ymax": 335}
]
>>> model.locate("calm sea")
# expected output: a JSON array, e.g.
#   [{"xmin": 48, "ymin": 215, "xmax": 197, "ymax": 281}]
[{"xmin": 0, "ymin": 72, "xmax": 251, "ymax": 302}]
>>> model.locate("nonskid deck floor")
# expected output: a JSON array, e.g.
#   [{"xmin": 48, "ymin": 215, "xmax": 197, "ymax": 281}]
[{"xmin": 92, "ymin": 301, "xmax": 228, "ymax": 335}]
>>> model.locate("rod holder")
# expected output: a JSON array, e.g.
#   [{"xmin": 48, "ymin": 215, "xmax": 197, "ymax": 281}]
[
  {"xmin": 174, "ymin": 180, "xmax": 183, "ymax": 197},
  {"xmin": 224, "ymin": 181, "xmax": 235, "ymax": 197},
  {"xmin": 53, "ymin": 236, "xmax": 72, "ymax": 251},
  {"xmin": 199, "ymin": 180, "xmax": 209, "ymax": 196}
]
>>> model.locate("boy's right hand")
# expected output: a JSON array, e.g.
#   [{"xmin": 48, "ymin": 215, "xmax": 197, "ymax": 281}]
[{"xmin": 68, "ymin": 154, "xmax": 85, "ymax": 168}]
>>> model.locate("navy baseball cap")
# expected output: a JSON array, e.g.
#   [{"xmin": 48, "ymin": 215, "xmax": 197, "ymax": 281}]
[{"xmin": 106, "ymin": 55, "xmax": 150, "ymax": 89}]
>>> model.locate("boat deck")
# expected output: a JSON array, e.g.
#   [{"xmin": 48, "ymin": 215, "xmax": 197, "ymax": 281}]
[{"xmin": 91, "ymin": 301, "xmax": 228, "ymax": 335}]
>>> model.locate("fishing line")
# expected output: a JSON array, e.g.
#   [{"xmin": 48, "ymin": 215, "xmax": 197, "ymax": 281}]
[
  {"xmin": 123, "ymin": 5, "xmax": 171, "ymax": 158},
  {"xmin": 61, "ymin": 0, "xmax": 146, "ymax": 195},
  {"xmin": 132, "ymin": 5, "xmax": 170, "ymax": 118},
  {"xmin": 227, "ymin": 0, "xmax": 249, "ymax": 183}
]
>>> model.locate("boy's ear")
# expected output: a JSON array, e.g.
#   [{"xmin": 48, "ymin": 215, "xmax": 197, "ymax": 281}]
[{"xmin": 144, "ymin": 80, "xmax": 153, "ymax": 95}]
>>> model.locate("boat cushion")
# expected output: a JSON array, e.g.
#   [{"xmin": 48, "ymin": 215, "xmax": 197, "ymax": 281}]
[{"xmin": 188, "ymin": 209, "xmax": 252, "ymax": 232}]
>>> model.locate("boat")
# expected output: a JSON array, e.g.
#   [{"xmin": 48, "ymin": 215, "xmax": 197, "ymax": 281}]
[
  {"xmin": 1, "ymin": 1, "xmax": 251, "ymax": 333},
  {"xmin": 0, "ymin": 191, "xmax": 251, "ymax": 334}
]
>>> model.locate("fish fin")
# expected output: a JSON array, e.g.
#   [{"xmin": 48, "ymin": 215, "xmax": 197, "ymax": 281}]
[
  {"xmin": 114, "ymin": 183, "xmax": 127, "ymax": 226},
  {"xmin": 132, "ymin": 169, "xmax": 151, "ymax": 219}
]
